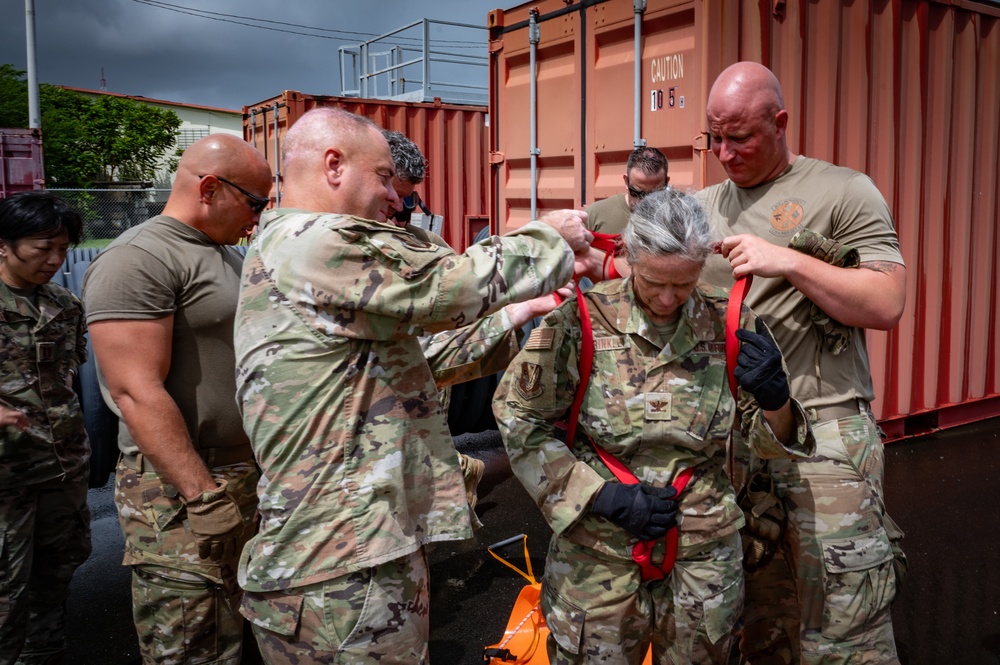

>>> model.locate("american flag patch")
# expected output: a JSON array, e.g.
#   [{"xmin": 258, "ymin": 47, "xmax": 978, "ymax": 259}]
[{"xmin": 524, "ymin": 328, "xmax": 555, "ymax": 350}]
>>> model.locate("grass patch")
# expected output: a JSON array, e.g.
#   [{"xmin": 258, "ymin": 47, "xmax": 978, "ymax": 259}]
[{"xmin": 77, "ymin": 238, "xmax": 115, "ymax": 249}]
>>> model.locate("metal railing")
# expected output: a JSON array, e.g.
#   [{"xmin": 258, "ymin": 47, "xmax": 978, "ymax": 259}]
[
  {"xmin": 339, "ymin": 19, "xmax": 488, "ymax": 105},
  {"xmin": 48, "ymin": 188, "xmax": 171, "ymax": 242}
]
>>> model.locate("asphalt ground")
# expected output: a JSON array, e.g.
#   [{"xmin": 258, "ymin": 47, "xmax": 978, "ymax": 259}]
[{"xmin": 66, "ymin": 419, "xmax": 1000, "ymax": 664}]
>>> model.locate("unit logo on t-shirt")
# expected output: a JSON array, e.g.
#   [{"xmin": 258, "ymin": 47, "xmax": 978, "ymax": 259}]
[{"xmin": 770, "ymin": 198, "xmax": 805, "ymax": 236}]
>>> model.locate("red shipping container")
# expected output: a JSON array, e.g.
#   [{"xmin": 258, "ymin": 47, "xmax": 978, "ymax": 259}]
[
  {"xmin": 487, "ymin": 0, "xmax": 1000, "ymax": 438},
  {"xmin": 243, "ymin": 91, "xmax": 490, "ymax": 251},
  {"xmin": 0, "ymin": 128, "xmax": 45, "ymax": 198}
]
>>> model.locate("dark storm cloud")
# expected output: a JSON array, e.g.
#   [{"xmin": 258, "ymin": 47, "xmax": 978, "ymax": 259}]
[{"xmin": 1, "ymin": 0, "xmax": 500, "ymax": 110}]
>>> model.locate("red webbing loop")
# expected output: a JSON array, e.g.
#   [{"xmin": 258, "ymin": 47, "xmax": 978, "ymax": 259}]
[
  {"xmin": 591, "ymin": 232, "xmax": 623, "ymax": 282},
  {"xmin": 590, "ymin": 232, "xmax": 621, "ymax": 254},
  {"xmin": 631, "ymin": 466, "xmax": 695, "ymax": 581}
]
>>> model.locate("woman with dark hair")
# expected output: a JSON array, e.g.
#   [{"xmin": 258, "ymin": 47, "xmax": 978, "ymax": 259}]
[{"xmin": 0, "ymin": 191, "xmax": 91, "ymax": 665}]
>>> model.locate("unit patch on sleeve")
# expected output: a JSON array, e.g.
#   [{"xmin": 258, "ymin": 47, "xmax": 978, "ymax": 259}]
[
  {"xmin": 515, "ymin": 362, "xmax": 545, "ymax": 400},
  {"xmin": 524, "ymin": 328, "xmax": 555, "ymax": 351}
]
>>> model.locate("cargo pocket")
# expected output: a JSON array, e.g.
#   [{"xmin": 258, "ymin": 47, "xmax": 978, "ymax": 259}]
[
  {"xmin": 139, "ymin": 480, "xmax": 184, "ymax": 532},
  {"xmin": 588, "ymin": 349, "xmax": 632, "ymax": 438},
  {"xmin": 883, "ymin": 513, "xmax": 907, "ymax": 592},
  {"xmin": 540, "ymin": 581, "xmax": 587, "ymax": 656},
  {"xmin": 684, "ymin": 359, "xmax": 730, "ymax": 448},
  {"xmin": 241, "ymin": 590, "xmax": 304, "ymax": 637},
  {"xmin": 700, "ymin": 574, "xmax": 744, "ymax": 645},
  {"xmin": 820, "ymin": 526, "xmax": 897, "ymax": 640}
]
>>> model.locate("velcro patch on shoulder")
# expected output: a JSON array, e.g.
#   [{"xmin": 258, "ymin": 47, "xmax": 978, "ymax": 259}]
[
  {"xmin": 695, "ymin": 341, "xmax": 726, "ymax": 355},
  {"xmin": 515, "ymin": 362, "xmax": 545, "ymax": 400},
  {"xmin": 399, "ymin": 234, "xmax": 439, "ymax": 252},
  {"xmin": 524, "ymin": 328, "xmax": 555, "ymax": 351},
  {"xmin": 594, "ymin": 335, "xmax": 627, "ymax": 351}
]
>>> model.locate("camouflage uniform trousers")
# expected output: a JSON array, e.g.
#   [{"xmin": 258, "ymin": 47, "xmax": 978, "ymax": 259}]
[
  {"xmin": 541, "ymin": 531, "xmax": 743, "ymax": 664},
  {"xmin": 738, "ymin": 412, "xmax": 905, "ymax": 665},
  {"xmin": 241, "ymin": 548, "xmax": 430, "ymax": 664},
  {"xmin": 0, "ymin": 466, "xmax": 92, "ymax": 665},
  {"xmin": 115, "ymin": 458, "xmax": 259, "ymax": 665}
]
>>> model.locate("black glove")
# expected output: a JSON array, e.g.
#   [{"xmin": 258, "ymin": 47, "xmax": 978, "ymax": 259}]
[
  {"xmin": 591, "ymin": 482, "xmax": 678, "ymax": 541},
  {"xmin": 735, "ymin": 318, "xmax": 790, "ymax": 411}
]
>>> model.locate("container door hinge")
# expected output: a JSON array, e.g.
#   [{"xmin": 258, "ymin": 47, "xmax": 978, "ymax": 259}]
[
  {"xmin": 490, "ymin": 151, "xmax": 506, "ymax": 165},
  {"xmin": 693, "ymin": 132, "xmax": 711, "ymax": 152}
]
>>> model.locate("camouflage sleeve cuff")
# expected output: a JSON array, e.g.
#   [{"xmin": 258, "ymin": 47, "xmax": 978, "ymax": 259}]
[{"xmin": 745, "ymin": 398, "xmax": 816, "ymax": 460}]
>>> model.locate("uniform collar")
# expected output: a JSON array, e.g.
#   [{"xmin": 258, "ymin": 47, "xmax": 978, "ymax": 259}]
[{"xmin": 603, "ymin": 277, "xmax": 720, "ymax": 361}]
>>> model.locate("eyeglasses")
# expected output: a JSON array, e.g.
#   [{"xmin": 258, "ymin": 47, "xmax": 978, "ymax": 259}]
[
  {"xmin": 199, "ymin": 175, "xmax": 270, "ymax": 214},
  {"xmin": 626, "ymin": 180, "xmax": 665, "ymax": 202}
]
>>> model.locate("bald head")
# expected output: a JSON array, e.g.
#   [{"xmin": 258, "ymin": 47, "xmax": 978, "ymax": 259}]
[
  {"xmin": 707, "ymin": 62, "xmax": 784, "ymax": 119},
  {"xmin": 706, "ymin": 62, "xmax": 792, "ymax": 188},
  {"xmin": 279, "ymin": 107, "xmax": 400, "ymax": 221},
  {"xmin": 176, "ymin": 134, "xmax": 269, "ymax": 183},
  {"xmin": 282, "ymin": 108, "xmax": 376, "ymax": 176},
  {"xmin": 166, "ymin": 134, "xmax": 273, "ymax": 244}
]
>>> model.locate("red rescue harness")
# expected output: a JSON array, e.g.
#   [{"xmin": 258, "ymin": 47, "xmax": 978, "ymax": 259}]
[{"xmin": 561, "ymin": 238, "xmax": 750, "ymax": 581}]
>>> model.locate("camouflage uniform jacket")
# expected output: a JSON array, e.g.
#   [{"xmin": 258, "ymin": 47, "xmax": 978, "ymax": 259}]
[
  {"xmin": 0, "ymin": 281, "xmax": 89, "ymax": 487},
  {"xmin": 495, "ymin": 278, "xmax": 815, "ymax": 559},
  {"xmin": 235, "ymin": 210, "xmax": 575, "ymax": 592}
]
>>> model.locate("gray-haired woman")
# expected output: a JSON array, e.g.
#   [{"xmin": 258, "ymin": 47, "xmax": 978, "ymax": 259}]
[{"xmin": 494, "ymin": 187, "xmax": 815, "ymax": 664}]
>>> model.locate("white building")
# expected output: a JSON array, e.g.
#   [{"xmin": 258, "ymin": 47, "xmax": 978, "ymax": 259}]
[{"xmin": 59, "ymin": 86, "xmax": 241, "ymax": 185}]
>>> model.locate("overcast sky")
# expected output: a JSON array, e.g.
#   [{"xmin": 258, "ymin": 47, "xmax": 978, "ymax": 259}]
[{"xmin": 0, "ymin": 0, "xmax": 504, "ymax": 110}]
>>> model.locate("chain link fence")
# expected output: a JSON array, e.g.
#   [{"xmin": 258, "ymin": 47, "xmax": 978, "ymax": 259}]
[{"xmin": 48, "ymin": 187, "xmax": 171, "ymax": 243}]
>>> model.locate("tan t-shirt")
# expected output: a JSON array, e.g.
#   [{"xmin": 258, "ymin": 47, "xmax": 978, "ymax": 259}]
[
  {"xmin": 82, "ymin": 215, "xmax": 249, "ymax": 456},
  {"xmin": 699, "ymin": 156, "xmax": 904, "ymax": 409},
  {"xmin": 585, "ymin": 193, "xmax": 631, "ymax": 234}
]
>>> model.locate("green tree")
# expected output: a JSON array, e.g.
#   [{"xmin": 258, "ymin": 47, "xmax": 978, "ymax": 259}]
[
  {"xmin": 39, "ymin": 85, "xmax": 103, "ymax": 187},
  {"xmin": 86, "ymin": 96, "xmax": 181, "ymax": 183},
  {"xmin": 0, "ymin": 65, "xmax": 182, "ymax": 187},
  {"xmin": 0, "ymin": 65, "xmax": 29, "ymax": 128}
]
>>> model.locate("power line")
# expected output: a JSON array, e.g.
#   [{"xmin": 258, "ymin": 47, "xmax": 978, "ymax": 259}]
[{"xmin": 128, "ymin": 0, "xmax": 487, "ymax": 49}]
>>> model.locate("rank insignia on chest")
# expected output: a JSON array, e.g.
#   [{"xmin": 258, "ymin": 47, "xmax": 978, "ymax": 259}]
[
  {"xmin": 516, "ymin": 362, "xmax": 545, "ymax": 400},
  {"xmin": 644, "ymin": 392, "xmax": 672, "ymax": 421},
  {"xmin": 36, "ymin": 341, "xmax": 55, "ymax": 363}
]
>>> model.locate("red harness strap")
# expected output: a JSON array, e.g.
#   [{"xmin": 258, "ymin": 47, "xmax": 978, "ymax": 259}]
[
  {"xmin": 591, "ymin": 232, "xmax": 624, "ymax": 281},
  {"xmin": 560, "ymin": 239, "xmax": 753, "ymax": 581},
  {"xmin": 725, "ymin": 276, "xmax": 752, "ymax": 478},
  {"xmin": 565, "ymin": 282, "xmax": 692, "ymax": 582},
  {"xmin": 725, "ymin": 275, "xmax": 753, "ymax": 398}
]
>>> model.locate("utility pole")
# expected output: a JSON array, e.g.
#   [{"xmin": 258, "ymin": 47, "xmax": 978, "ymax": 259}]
[{"xmin": 25, "ymin": 0, "xmax": 40, "ymax": 129}]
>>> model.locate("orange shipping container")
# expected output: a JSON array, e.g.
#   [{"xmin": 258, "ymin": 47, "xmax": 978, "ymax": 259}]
[
  {"xmin": 487, "ymin": 0, "xmax": 1000, "ymax": 439},
  {"xmin": 243, "ymin": 91, "xmax": 490, "ymax": 250}
]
